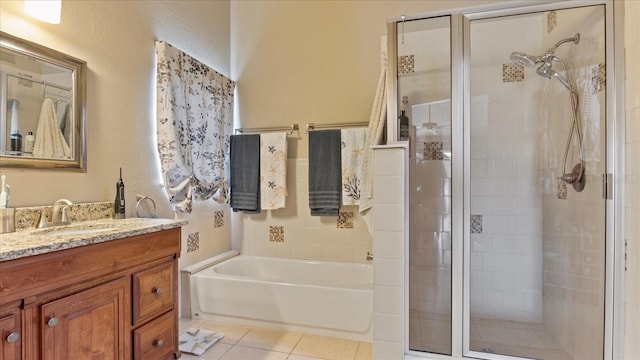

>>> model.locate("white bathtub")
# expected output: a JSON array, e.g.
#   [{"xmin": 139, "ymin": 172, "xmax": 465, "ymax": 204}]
[{"xmin": 184, "ymin": 253, "xmax": 373, "ymax": 341}]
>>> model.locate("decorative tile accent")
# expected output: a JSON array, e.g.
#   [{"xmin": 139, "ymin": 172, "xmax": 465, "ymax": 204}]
[
  {"xmin": 187, "ymin": 232, "xmax": 200, "ymax": 252},
  {"xmin": 471, "ymin": 215, "xmax": 483, "ymax": 234},
  {"xmin": 337, "ymin": 212, "xmax": 354, "ymax": 229},
  {"xmin": 547, "ymin": 11, "xmax": 557, "ymax": 33},
  {"xmin": 214, "ymin": 211, "xmax": 224, "ymax": 228},
  {"xmin": 424, "ymin": 141, "xmax": 444, "ymax": 160},
  {"xmin": 592, "ymin": 63, "xmax": 606, "ymax": 94},
  {"xmin": 502, "ymin": 64, "xmax": 524, "ymax": 82},
  {"xmin": 557, "ymin": 178, "xmax": 568, "ymax": 200},
  {"xmin": 269, "ymin": 226, "xmax": 284, "ymax": 242},
  {"xmin": 399, "ymin": 55, "xmax": 415, "ymax": 74}
]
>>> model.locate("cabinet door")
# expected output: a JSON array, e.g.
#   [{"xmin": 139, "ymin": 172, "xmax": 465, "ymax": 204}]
[
  {"xmin": 0, "ymin": 310, "xmax": 21, "ymax": 360},
  {"xmin": 132, "ymin": 311, "xmax": 175, "ymax": 360},
  {"xmin": 41, "ymin": 278, "xmax": 128, "ymax": 360},
  {"xmin": 132, "ymin": 261, "xmax": 174, "ymax": 325}
]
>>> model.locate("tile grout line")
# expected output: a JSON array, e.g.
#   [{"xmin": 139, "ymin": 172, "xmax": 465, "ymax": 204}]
[
  {"xmin": 354, "ymin": 342, "xmax": 362, "ymax": 360},
  {"xmin": 289, "ymin": 333, "xmax": 306, "ymax": 357}
]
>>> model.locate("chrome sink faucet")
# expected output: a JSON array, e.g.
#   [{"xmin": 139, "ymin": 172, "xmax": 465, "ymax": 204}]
[
  {"xmin": 38, "ymin": 199, "xmax": 73, "ymax": 228},
  {"xmin": 52, "ymin": 199, "xmax": 73, "ymax": 223}
]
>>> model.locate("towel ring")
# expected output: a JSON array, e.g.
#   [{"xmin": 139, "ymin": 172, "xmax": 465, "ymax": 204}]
[{"xmin": 135, "ymin": 194, "xmax": 157, "ymax": 218}]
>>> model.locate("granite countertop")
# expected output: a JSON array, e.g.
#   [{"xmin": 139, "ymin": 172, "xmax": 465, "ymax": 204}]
[{"xmin": 0, "ymin": 218, "xmax": 188, "ymax": 262}]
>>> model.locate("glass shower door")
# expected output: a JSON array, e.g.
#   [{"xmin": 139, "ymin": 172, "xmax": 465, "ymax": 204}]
[
  {"xmin": 398, "ymin": 16, "xmax": 453, "ymax": 355},
  {"xmin": 466, "ymin": 5, "xmax": 606, "ymax": 359}
]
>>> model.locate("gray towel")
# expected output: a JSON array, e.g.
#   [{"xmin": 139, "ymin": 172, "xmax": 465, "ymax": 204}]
[
  {"xmin": 230, "ymin": 134, "xmax": 261, "ymax": 214},
  {"xmin": 308, "ymin": 130, "xmax": 342, "ymax": 216}
]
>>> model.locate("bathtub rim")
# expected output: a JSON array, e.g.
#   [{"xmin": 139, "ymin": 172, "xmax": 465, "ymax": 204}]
[{"xmin": 202, "ymin": 254, "xmax": 373, "ymax": 290}]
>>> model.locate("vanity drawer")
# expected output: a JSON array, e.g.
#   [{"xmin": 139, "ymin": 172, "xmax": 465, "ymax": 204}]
[
  {"xmin": 133, "ymin": 311, "xmax": 175, "ymax": 360},
  {"xmin": 132, "ymin": 261, "xmax": 174, "ymax": 325}
]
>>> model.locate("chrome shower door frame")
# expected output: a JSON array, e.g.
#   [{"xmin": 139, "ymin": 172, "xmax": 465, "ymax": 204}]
[{"xmin": 393, "ymin": 1, "xmax": 625, "ymax": 359}]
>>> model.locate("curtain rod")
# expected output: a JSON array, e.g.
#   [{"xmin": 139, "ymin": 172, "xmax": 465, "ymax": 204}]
[
  {"xmin": 305, "ymin": 122, "xmax": 369, "ymax": 133},
  {"xmin": 234, "ymin": 124, "xmax": 299, "ymax": 136}
]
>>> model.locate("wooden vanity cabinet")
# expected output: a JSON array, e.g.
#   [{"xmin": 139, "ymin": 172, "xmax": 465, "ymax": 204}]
[
  {"xmin": 0, "ymin": 302, "xmax": 22, "ymax": 360},
  {"xmin": 0, "ymin": 227, "xmax": 181, "ymax": 360}
]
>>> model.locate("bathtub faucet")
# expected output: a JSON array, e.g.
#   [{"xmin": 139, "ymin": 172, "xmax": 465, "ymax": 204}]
[{"xmin": 366, "ymin": 252, "xmax": 374, "ymax": 261}]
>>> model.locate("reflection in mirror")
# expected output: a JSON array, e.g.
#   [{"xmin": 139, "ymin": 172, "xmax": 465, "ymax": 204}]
[{"xmin": 0, "ymin": 31, "xmax": 86, "ymax": 171}]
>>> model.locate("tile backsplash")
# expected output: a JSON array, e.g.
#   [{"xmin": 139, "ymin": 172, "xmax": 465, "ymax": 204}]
[{"xmin": 14, "ymin": 201, "xmax": 113, "ymax": 231}]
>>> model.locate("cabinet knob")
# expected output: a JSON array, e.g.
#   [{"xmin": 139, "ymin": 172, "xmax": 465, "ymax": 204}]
[
  {"xmin": 6, "ymin": 332, "xmax": 20, "ymax": 344},
  {"xmin": 154, "ymin": 339, "xmax": 164, "ymax": 347},
  {"xmin": 47, "ymin": 317, "xmax": 59, "ymax": 327},
  {"xmin": 153, "ymin": 287, "xmax": 163, "ymax": 295}
]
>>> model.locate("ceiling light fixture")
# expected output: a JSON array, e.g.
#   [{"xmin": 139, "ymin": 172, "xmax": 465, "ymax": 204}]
[{"xmin": 24, "ymin": 0, "xmax": 61, "ymax": 24}]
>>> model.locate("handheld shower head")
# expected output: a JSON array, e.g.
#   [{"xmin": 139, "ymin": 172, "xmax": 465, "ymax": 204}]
[
  {"xmin": 509, "ymin": 52, "xmax": 543, "ymax": 67},
  {"xmin": 536, "ymin": 62, "xmax": 571, "ymax": 90}
]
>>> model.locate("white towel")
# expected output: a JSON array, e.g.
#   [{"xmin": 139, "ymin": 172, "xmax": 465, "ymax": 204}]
[
  {"xmin": 341, "ymin": 128, "xmax": 367, "ymax": 205},
  {"xmin": 260, "ymin": 132, "xmax": 288, "ymax": 210},
  {"xmin": 33, "ymin": 98, "xmax": 71, "ymax": 159},
  {"xmin": 359, "ymin": 36, "xmax": 388, "ymax": 236}
]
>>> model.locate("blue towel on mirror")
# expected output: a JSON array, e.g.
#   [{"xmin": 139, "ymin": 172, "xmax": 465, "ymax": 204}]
[
  {"xmin": 308, "ymin": 130, "xmax": 342, "ymax": 216},
  {"xmin": 230, "ymin": 134, "xmax": 261, "ymax": 214}
]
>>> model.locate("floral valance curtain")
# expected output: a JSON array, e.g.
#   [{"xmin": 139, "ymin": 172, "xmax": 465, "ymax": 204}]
[{"xmin": 155, "ymin": 41, "xmax": 235, "ymax": 213}]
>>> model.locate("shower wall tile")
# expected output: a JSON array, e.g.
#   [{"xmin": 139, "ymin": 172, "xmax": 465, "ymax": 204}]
[
  {"xmin": 423, "ymin": 141, "xmax": 444, "ymax": 160},
  {"xmin": 592, "ymin": 63, "xmax": 606, "ymax": 94},
  {"xmin": 502, "ymin": 64, "xmax": 525, "ymax": 83},
  {"xmin": 372, "ymin": 147, "xmax": 406, "ymax": 360},
  {"xmin": 556, "ymin": 178, "xmax": 568, "ymax": 199},
  {"xmin": 471, "ymin": 44, "xmax": 544, "ymax": 323},
  {"xmin": 373, "ymin": 175, "xmax": 404, "ymax": 204},
  {"xmin": 398, "ymin": 55, "xmax": 415, "ymax": 74},
  {"xmin": 214, "ymin": 210, "xmax": 224, "ymax": 228},
  {"xmin": 187, "ymin": 232, "xmax": 200, "ymax": 253},
  {"xmin": 471, "ymin": 215, "xmax": 483, "ymax": 234},
  {"xmin": 269, "ymin": 225, "xmax": 284, "ymax": 242},
  {"xmin": 337, "ymin": 212, "xmax": 354, "ymax": 229},
  {"xmin": 547, "ymin": 11, "xmax": 557, "ymax": 33}
]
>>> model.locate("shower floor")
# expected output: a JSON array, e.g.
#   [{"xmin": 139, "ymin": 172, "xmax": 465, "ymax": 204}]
[
  {"xmin": 470, "ymin": 317, "xmax": 572, "ymax": 360},
  {"xmin": 409, "ymin": 310, "xmax": 572, "ymax": 359}
]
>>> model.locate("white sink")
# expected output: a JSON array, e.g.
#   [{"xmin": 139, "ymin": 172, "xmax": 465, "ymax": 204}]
[
  {"xmin": 43, "ymin": 227, "xmax": 117, "ymax": 236},
  {"xmin": 33, "ymin": 224, "xmax": 118, "ymax": 237}
]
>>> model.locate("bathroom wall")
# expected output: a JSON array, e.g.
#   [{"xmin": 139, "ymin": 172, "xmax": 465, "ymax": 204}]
[
  {"xmin": 0, "ymin": 0, "xmax": 232, "ymax": 268},
  {"xmin": 624, "ymin": 2, "xmax": 640, "ymax": 359},
  {"xmin": 230, "ymin": 0, "xmax": 496, "ymax": 159},
  {"xmin": 229, "ymin": 0, "xmax": 495, "ymax": 264},
  {"xmin": 234, "ymin": 158, "xmax": 373, "ymax": 263}
]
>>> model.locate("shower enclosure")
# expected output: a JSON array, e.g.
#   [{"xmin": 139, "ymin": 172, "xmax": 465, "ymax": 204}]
[{"xmin": 392, "ymin": 1, "xmax": 622, "ymax": 359}]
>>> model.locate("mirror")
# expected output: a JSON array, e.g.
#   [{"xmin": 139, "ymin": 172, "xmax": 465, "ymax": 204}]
[{"xmin": 0, "ymin": 31, "xmax": 86, "ymax": 171}]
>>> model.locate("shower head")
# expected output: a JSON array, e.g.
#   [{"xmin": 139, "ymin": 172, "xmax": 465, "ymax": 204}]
[
  {"xmin": 536, "ymin": 61, "xmax": 571, "ymax": 90},
  {"xmin": 510, "ymin": 33, "xmax": 581, "ymax": 93},
  {"xmin": 509, "ymin": 52, "xmax": 543, "ymax": 68},
  {"xmin": 536, "ymin": 56, "xmax": 575, "ymax": 94},
  {"xmin": 510, "ymin": 33, "xmax": 580, "ymax": 68}
]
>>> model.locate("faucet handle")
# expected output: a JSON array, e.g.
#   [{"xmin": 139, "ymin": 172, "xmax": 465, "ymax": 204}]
[
  {"xmin": 37, "ymin": 210, "xmax": 48, "ymax": 228},
  {"xmin": 60, "ymin": 206, "xmax": 70, "ymax": 223}
]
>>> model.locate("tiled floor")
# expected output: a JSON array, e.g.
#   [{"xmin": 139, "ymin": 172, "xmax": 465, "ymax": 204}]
[
  {"xmin": 409, "ymin": 310, "xmax": 572, "ymax": 359},
  {"xmin": 179, "ymin": 318, "xmax": 372, "ymax": 360},
  {"xmin": 470, "ymin": 318, "xmax": 571, "ymax": 360}
]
